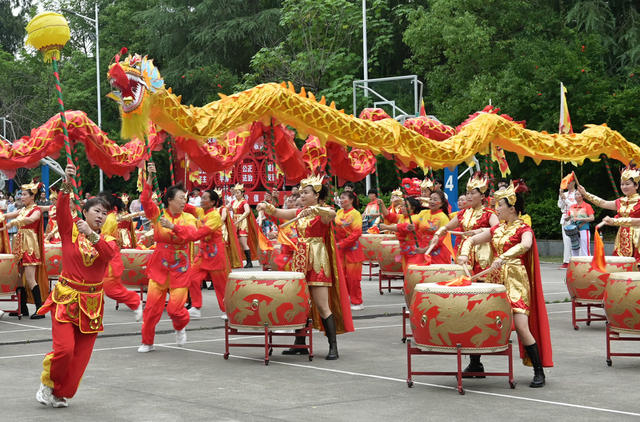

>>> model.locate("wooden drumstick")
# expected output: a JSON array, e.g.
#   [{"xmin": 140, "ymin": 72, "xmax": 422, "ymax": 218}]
[
  {"xmin": 462, "ymin": 263, "xmax": 472, "ymax": 277},
  {"xmin": 470, "ymin": 266, "xmax": 495, "ymax": 281}
]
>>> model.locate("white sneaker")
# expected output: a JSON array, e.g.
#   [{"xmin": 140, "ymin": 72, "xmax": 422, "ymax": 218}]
[
  {"xmin": 188, "ymin": 307, "xmax": 201, "ymax": 319},
  {"xmin": 51, "ymin": 395, "xmax": 68, "ymax": 408},
  {"xmin": 175, "ymin": 328, "xmax": 187, "ymax": 346},
  {"xmin": 350, "ymin": 304, "xmax": 364, "ymax": 311},
  {"xmin": 0, "ymin": 310, "xmax": 5, "ymax": 319},
  {"xmin": 36, "ymin": 383, "xmax": 53, "ymax": 406},
  {"xmin": 134, "ymin": 305, "xmax": 143, "ymax": 322},
  {"xmin": 219, "ymin": 312, "xmax": 228, "ymax": 320},
  {"xmin": 137, "ymin": 344, "xmax": 155, "ymax": 353}
]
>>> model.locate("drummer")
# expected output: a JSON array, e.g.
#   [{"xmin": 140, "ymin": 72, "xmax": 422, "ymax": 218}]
[
  {"xmin": 459, "ymin": 181, "xmax": 553, "ymax": 387},
  {"xmin": 230, "ymin": 184, "xmax": 260, "ymax": 268},
  {"xmin": 257, "ymin": 175, "xmax": 354, "ymax": 360},
  {"xmin": 334, "ymin": 190, "xmax": 365, "ymax": 311},
  {"xmin": 380, "ymin": 197, "xmax": 428, "ymax": 271}
]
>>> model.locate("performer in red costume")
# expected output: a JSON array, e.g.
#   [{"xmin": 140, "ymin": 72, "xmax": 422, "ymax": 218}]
[
  {"xmin": 216, "ymin": 189, "xmax": 243, "ymax": 269},
  {"xmin": 432, "ymin": 172, "xmax": 500, "ymax": 273},
  {"xmin": 97, "ymin": 192, "xmax": 142, "ymax": 321},
  {"xmin": 138, "ymin": 162, "xmax": 199, "ymax": 353},
  {"xmin": 4, "ymin": 181, "xmax": 48, "ymax": 319},
  {"xmin": 380, "ymin": 197, "xmax": 428, "ymax": 271},
  {"xmin": 334, "ymin": 191, "xmax": 365, "ymax": 310},
  {"xmin": 577, "ymin": 165, "xmax": 640, "ymax": 262},
  {"xmin": 460, "ymin": 182, "xmax": 553, "ymax": 387},
  {"xmin": 36, "ymin": 163, "xmax": 116, "ymax": 407},
  {"xmin": 179, "ymin": 189, "xmax": 230, "ymax": 319},
  {"xmin": 231, "ymin": 184, "xmax": 259, "ymax": 268},
  {"xmin": 257, "ymin": 176, "xmax": 354, "ymax": 360},
  {"xmin": 414, "ymin": 190, "xmax": 452, "ymax": 264},
  {"xmin": 272, "ymin": 194, "xmax": 299, "ymax": 271}
]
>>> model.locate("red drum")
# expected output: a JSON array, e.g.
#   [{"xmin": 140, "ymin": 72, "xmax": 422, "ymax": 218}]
[
  {"xmin": 120, "ymin": 249, "xmax": 153, "ymax": 287},
  {"xmin": 360, "ymin": 234, "xmax": 395, "ymax": 262},
  {"xmin": 225, "ymin": 271, "xmax": 310, "ymax": 330},
  {"xmin": 0, "ymin": 254, "xmax": 19, "ymax": 293},
  {"xmin": 604, "ymin": 272, "xmax": 640, "ymax": 334},
  {"xmin": 404, "ymin": 264, "xmax": 464, "ymax": 306},
  {"xmin": 269, "ymin": 244, "xmax": 281, "ymax": 271},
  {"xmin": 566, "ymin": 256, "xmax": 636, "ymax": 304},
  {"xmin": 409, "ymin": 282, "xmax": 513, "ymax": 353},
  {"xmin": 378, "ymin": 240, "xmax": 403, "ymax": 273},
  {"xmin": 44, "ymin": 243, "xmax": 63, "ymax": 278}
]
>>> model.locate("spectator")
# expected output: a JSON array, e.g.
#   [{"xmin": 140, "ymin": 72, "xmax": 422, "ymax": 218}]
[
  {"xmin": 188, "ymin": 188, "xmax": 202, "ymax": 207},
  {"xmin": 6, "ymin": 196, "xmax": 17, "ymax": 242},
  {"xmin": 37, "ymin": 190, "xmax": 52, "ymax": 230},
  {"xmin": 362, "ymin": 189, "xmax": 380, "ymax": 232},
  {"xmin": 129, "ymin": 195, "xmax": 144, "ymax": 230},
  {"xmin": 558, "ymin": 180, "xmax": 577, "ymax": 268},
  {"xmin": 568, "ymin": 191, "xmax": 595, "ymax": 256},
  {"xmin": 0, "ymin": 191, "xmax": 6, "ymax": 213}
]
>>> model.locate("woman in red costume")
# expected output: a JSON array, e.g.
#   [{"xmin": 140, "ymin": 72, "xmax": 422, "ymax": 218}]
[
  {"xmin": 216, "ymin": 189, "xmax": 243, "ymax": 269},
  {"xmin": 44, "ymin": 191, "xmax": 61, "ymax": 243},
  {"xmin": 459, "ymin": 182, "xmax": 553, "ymax": 387},
  {"xmin": 257, "ymin": 176, "xmax": 354, "ymax": 360},
  {"xmin": 36, "ymin": 164, "xmax": 116, "ymax": 407},
  {"xmin": 334, "ymin": 191, "xmax": 365, "ymax": 311},
  {"xmin": 4, "ymin": 181, "xmax": 48, "ymax": 319},
  {"xmin": 179, "ymin": 189, "xmax": 230, "ymax": 319},
  {"xmin": 272, "ymin": 194, "xmax": 299, "ymax": 271},
  {"xmin": 137, "ymin": 162, "xmax": 199, "ymax": 353},
  {"xmin": 414, "ymin": 190, "xmax": 452, "ymax": 264},
  {"xmin": 577, "ymin": 166, "xmax": 640, "ymax": 261},
  {"xmin": 431, "ymin": 172, "xmax": 500, "ymax": 273},
  {"xmin": 231, "ymin": 184, "xmax": 259, "ymax": 268},
  {"xmin": 380, "ymin": 197, "xmax": 427, "ymax": 271},
  {"xmin": 97, "ymin": 192, "xmax": 142, "ymax": 322}
]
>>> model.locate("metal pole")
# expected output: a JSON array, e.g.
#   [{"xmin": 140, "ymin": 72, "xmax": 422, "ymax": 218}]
[
  {"xmin": 362, "ymin": 0, "xmax": 371, "ymax": 194},
  {"xmin": 95, "ymin": 3, "xmax": 104, "ymax": 192}
]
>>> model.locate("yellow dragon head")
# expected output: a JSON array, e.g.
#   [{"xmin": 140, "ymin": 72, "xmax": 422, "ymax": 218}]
[{"xmin": 107, "ymin": 48, "xmax": 164, "ymax": 139}]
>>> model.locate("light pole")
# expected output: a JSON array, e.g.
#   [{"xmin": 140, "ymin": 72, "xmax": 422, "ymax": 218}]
[
  {"xmin": 62, "ymin": 3, "xmax": 103, "ymax": 192},
  {"xmin": 362, "ymin": 0, "xmax": 372, "ymax": 193}
]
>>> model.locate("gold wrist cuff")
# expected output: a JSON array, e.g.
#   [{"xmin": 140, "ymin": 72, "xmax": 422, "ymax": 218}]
[
  {"xmin": 61, "ymin": 182, "xmax": 74, "ymax": 194},
  {"xmin": 610, "ymin": 217, "xmax": 632, "ymax": 227},
  {"xmin": 263, "ymin": 203, "xmax": 276, "ymax": 216},
  {"xmin": 499, "ymin": 244, "xmax": 528, "ymax": 260},
  {"xmin": 87, "ymin": 231, "xmax": 100, "ymax": 245},
  {"xmin": 582, "ymin": 191, "xmax": 605, "ymax": 207}
]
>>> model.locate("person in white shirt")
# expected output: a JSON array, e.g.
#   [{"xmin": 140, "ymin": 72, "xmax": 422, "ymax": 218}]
[
  {"xmin": 557, "ymin": 180, "xmax": 577, "ymax": 268},
  {"xmin": 188, "ymin": 188, "xmax": 202, "ymax": 207}
]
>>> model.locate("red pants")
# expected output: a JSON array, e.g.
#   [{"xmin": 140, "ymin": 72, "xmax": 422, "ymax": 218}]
[
  {"xmin": 103, "ymin": 272, "xmax": 141, "ymax": 311},
  {"xmin": 190, "ymin": 268, "xmax": 227, "ymax": 312},
  {"xmin": 343, "ymin": 260, "xmax": 363, "ymax": 305},
  {"xmin": 141, "ymin": 279, "xmax": 189, "ymax": 345},
  {"xmin": 41, "ymin": 318, "xmax": 97, "ymax": 398}
]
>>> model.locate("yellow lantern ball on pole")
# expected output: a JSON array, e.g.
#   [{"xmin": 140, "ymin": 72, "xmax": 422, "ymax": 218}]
[{"xmin": 25, "ymin": 12, "xmax": 71, "ymax": 63}]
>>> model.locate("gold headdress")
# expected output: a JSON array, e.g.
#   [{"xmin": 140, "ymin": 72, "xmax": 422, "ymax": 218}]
[
  {"xmin": 420, "ymin": 178, "xmax": 434, "ymax": 190},
  {"xmin": 621, "ymin": 164, "xmax": 640, "ymax": 183},
  {"xmin": 390, "ymin": 189, "xmax": 404, "ymax": 201},
  {"xmin": 493, "ymin": 182, "xmax": 517, "ymax": 206},
  {"xmin": 214, "ymin": 188, "xmax": 223, "ymax": 197},
  {"xmin": 21, "ymin": 180, "xmax": 41, "ymax": 195},
  {"xmin": 233, "ymin": 183, "xmax": 244, "ymax": 192},
  {"xmin": 466, "ymin": 173, "xmax": 489, "ymax": 193},
  {"xmin": 121, "ymin": 193, "xmax": 130, "ymax": 205},
  {"xmin": 300, "ymin": 175, "xmax": 324, "ymax": 193},
  {"xmin": 49, "ymin": 191, "xmax": 58, "ymax": 200}
]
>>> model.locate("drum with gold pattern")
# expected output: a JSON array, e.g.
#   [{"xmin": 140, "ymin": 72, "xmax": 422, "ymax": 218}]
[
  {"xmin": 404, "ymin": 264, "xmax": 465, "ymax": 306},
  {"xmin": 268, "ymin": 244, "xmax": 281, "ymax": 271},
  {"xmin": 604, "ymin": 272, "xmax": 640, "ymax": 334},
  {"xmin": 44, "ymin": 243, "xmax": 63, "ymax": 278},
  {"xmin": 0, "ymin": 254, "xmax": 19, "ymax": 293},
  {"xmin": 120, "ymin": 249, "xmax": 153, "ymax": 287},
  {"xmin": 409, "ymin": 282, "xmax": 513, "ymax": 353},
  {"xmin": 225, "ymin": 271, "xmax": 310, "ymax": 330},
  {"xmin": 566, "ymin": 256, "xmax": 636, "ymax": 304},
  {"xmin": 360, "ymin": 234, "xmax": 395, "ymax": 262},
  {"xmin": 377, "ymin": 240, "xmax": 403, "ymax": 273}
]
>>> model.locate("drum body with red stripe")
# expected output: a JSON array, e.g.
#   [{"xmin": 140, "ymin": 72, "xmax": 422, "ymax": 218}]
[
  {"xmin": 44, "ymin": 243, "xmax": 62, "ymax": 278},
  {"xmin": 404, "ymin": 264, "xmax": 464, "ymax": 306},
  {"xmin": 120, "ymin": 249, "xmax": 153, "ymax": 287},
  {"xmin": 604, "ymin": 272, "xmax": 640, "ymax": 334},
  {"xmin": 377, "ymin": 240, "xmax": 403, "ymax": 273},
  {"xmin": 566, "ymin": 256, "xmax": 636, "ymax": 303},
  {"xmin": 360, "ymin": 234, "xmax": 395, "ymax": 262}
]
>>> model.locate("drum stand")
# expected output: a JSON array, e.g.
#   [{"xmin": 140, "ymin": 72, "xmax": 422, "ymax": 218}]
[
  {"xmin": 223, "ymin": 318, "xmax": 314, "ymax": 365},
  {"xmin": 0, "ymin": 289, "xmax": 22, "ymax": 320},
  {"xmin": 571, "ymin": 299, "xmax": 606, "ymax": 330},
  {"xmin": 367, "ymin": 260, "xmax": 379, "ymax": 281},
  {"xmin": 406, "ymin": 340, "xmax": 515, "ymax": 395},
  {"xmin": 378, "ymin": 271, "xmax": 403, "ymax": 295},
  {"xmin": 401, "ymin": 306, "xmax": 412, "ymax": 343},
  {"xmin": 605, "ymin": 323, "xmax": 640, "ymax": 366}
]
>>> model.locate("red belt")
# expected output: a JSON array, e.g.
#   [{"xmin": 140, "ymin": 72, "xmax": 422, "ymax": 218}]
[{"xmin": 59, "ymin": 275, "xmax": 103, "ymax": 293}]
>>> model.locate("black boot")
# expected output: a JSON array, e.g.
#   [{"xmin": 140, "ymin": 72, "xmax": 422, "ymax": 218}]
[
  {"xmin": 201, "ymin": 280, "xmax": 207, "ymax": 290},
  {"xmin": 462, "ymin": 354, "xmax": 485, "ymax": 378},
  {"xmin": 321, "ymin": 314, "xmax": 339, "ymax": 360},
  {"xmin": 525, "ymin": 343, "xmax": 545, "ymax": 388},
  {"xmin": 244, "ymin": 250, "xmax": 253, "ymax": 268},
  {"xmin": 9, "ymin": 287, "xmax": 29, "ymax": 317},
  {"xmin": 30, "ymin": 286, "xmax": 45, "ymax": 320},
  {"xmin": 282, "ymin": 329, "xmax": 309, "ymax": 355}
]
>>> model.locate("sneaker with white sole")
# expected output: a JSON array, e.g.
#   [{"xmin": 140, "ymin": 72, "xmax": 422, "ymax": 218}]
[
  {"xmin": 137, "ymin": 344, "xmax": 155, "ymax": 353},
  {"xmin": 0, "ymin": 310, "xmax": 5, "ymax": 319},
  {"xmin": 36, "ymin": 383, "xmax": 53, "ymax": 406},
  {"xmin": 175, "ymin": 328, "xmax": 187, "ymax": 346},
  {"xmin": 220, "ymin": 313, "xmax": 228, "ymax": 320},
  {"xmin": 51, "ymin": 395, "xmax": 68, "ymax": 408},
  {"xmin": 350, "ymin": 304, "xmax": 364, "ymax": 311},
  {"xmin": 188, "ymin": 307, "xmax": 201, "ymax": 319},
  {"xmin": 134, "ymin": 305, "xmax": 143, "ymax": 322}
]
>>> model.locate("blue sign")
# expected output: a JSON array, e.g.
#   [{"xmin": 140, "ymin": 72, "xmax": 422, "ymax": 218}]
[{"xmin": 444, "ymin": 166, "xmax": 459, "ymax": 212}]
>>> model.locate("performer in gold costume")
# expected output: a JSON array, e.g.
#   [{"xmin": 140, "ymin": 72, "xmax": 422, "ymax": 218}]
[
  {"xmin": 231, "ymin": 184, "xmax": 259, "ymax": 268},
  {"xmin": 460, "ymin": 182, "xmax": 553, "ymax": 388},
  {"xmin": 577, "ymin": 165, "xmax": 640, "ymax": 261}
]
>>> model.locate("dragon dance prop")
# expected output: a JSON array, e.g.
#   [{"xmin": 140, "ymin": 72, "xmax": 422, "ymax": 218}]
[{"xmin": 107, "ymin": 53, "xmax": 640, "ymax": 170}]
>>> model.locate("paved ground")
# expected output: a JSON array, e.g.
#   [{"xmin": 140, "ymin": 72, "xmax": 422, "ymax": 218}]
[{"xmin": 1, "ymin": 262, "xmax": 639, "ymax": 421}]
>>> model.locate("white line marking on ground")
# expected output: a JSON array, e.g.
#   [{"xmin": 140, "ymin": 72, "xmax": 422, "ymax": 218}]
[{"xmin": 0, "ymin": 320, "xmax": 50, "ymax": 330}]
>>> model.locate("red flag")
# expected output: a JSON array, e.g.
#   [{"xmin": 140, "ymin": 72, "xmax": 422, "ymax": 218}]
[
  {"xmin": 436, "ymin": 275, "xmax": 472, "ymax": 286},
  {"xmin": 277, "ymin": 229, "xmax": 297, "ymax": 251},
  {"xmin": 591, "ymin": 229, "xmax": 606, "ymax": 272},
  {"xmin": 258, "ymin": 230, "xmax": 273, "ymax": 251},
  {"xmin": 419, "ymin": 98, "xmax": 426, "ymax": 117},
  {"xmin": 560, "ymin": 172, "xmax": 575, "ymax": 189}
]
